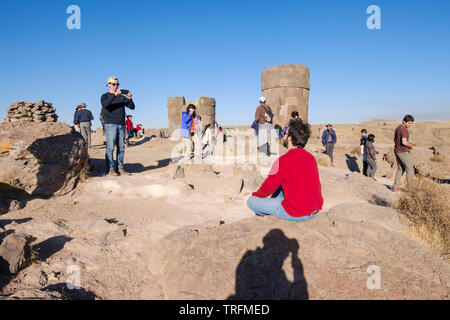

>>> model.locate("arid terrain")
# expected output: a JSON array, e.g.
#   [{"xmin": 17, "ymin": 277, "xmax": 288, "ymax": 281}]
[{"xmin": 0, "ymin": 119, "xmax": 449, "ymax": 300}]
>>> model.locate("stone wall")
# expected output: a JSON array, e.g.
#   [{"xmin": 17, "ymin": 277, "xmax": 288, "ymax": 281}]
[
  {"xmin": 261, "ymin": 64, "xmax": 310, "ymax": 125},
  {"xmin": 4, "ymin": 100, "xmax": 58, "ymax": 123},
  {"xmin": 166, "ymin": 96, "xmax": 215, "ymax": 136}
]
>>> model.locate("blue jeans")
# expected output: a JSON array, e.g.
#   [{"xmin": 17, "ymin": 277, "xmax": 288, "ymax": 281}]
[
  {"xmin": 247, "ymin": 187, "xmax": 318, "ymax": 222},
  {"xmin": 104, "ymin": 124, "xmax": 126, "ymax": 171}
]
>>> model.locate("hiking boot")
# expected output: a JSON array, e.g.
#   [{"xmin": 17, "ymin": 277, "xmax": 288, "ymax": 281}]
[{"xmin": 118, "ymin": 167, "xmax": 131, "ymax": 176}]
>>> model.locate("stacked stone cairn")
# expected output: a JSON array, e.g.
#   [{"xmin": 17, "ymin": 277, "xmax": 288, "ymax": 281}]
[{"xmin": 4, "ymin": 100, "xmax": 58, "ymax": 123}]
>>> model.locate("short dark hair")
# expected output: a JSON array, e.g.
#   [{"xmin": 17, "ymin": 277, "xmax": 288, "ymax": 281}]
[
  {"xmin": 403, "ymin": 115, "xmax": 414, "ymax": 123},
  {"xmin": 187, "ymin": 104, "xmax": 196, "ymax": 112},
  {"xmin": 291, "ymin": 111, "xmax": 299, "ymax": 118},
  {"xmin": 368, "ymin": 134, "xmax": 375, "ymax": 142},
  {"xmin": 287, "ymin": 119, "xmax": 311, "ymax": 148},
  {"xmin": 361, "ymin": 129, "xmax": 367, "ymax": 133}
]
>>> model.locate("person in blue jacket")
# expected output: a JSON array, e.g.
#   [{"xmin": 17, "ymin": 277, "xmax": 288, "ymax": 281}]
[
  {"xmin": 181, "ymin": 104, "xmax": 197, "ymax": 160},
  {"xmin": 321, "ymin": 123, "xmax": 337, "ymax": 165}
]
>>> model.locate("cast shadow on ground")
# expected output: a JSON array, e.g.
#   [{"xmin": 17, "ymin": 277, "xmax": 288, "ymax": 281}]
[
  {"xmin": 228, "ymin": 229, "xmax": 308, "ymax": 300},
  {"xmin": 32, "ymin": 236, "xmax": 73, "ymax": 262},
  {"xmin": 345, "ymin": 154, "xmax": 360, "ymax": 173},
  {"xmin": 124, "ymin": 158, "xmax": 172, "ymax": 174},
  {"xmin": 43, "ymin": 283, "xmax": 97, "ymax": 300}
]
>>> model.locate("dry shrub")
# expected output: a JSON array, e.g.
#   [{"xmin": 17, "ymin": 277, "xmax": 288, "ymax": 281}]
[
  {"xmin": 0, "ymin": 138, "xmax": 10, "ymax": 154},
  {"xmin": 395, "ymin": 178, "xmax": 450, "ymax": 261},
  {"xmin": 430, "ymin": 154, "xmax": 445, "ymax": 163},
  {"xmin": 317, "ymin": 157, "xmax": 330, "ymax": 167},
  {"xmin": 383, "ymin": 150, "xmax": 396, "ymax": 167},
  {"xmin": 350, "ymin": 146, "xmax": 361, "ymax": 156}
]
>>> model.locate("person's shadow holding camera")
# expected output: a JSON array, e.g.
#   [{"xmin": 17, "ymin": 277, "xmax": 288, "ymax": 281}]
[{"xmin": 228, "ymin": 229, "xmax": 308, "ymax": 300}]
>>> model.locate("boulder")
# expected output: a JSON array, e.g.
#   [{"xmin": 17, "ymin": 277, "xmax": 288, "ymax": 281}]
[
  {"xmin": 0, "ymin": 122, "xmax": 88, "ymax": 199},
  {"xmin": 0, "ymin": 233, "xmax": 33, "ymax": 274}
]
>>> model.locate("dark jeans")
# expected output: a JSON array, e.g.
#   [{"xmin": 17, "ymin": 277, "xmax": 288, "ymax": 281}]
[{"xmin": 363, "ymin": 160, "xmax": 368, "ymax": 176}]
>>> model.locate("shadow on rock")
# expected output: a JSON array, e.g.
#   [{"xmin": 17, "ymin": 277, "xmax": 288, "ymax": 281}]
[
  {"xmin": 345, "ymin": 154, "xmax": 360, "ymax": 173},
  {"xmin": 33, "ymin": 236, "xmax": 73, "ymax": 261},
  {"xmin": 228, "ymin": 229, "xmax": 308, "ymax": 300},
  {"xmin": 368, "ymin": 194, "xmax": 391, "ymax": 207},
  {"xmin": 27, "ymin": 134, "xmax": 87, "ymax": 198},
  {"xmin": 43, "ymin": 283, "xmax": 97, "ymax": 300},
  {"xmin": 0, "ymin": 218, "xmax": 32, "ymax": 230}
]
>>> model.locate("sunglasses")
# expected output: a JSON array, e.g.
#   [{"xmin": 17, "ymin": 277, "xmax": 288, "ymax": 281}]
[{"xmin": 109, "ymin": 83, "xmax": 119, "ymax": 86}]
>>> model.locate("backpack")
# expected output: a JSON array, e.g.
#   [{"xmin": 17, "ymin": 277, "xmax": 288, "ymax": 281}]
[{"xmin": 262, "ymin": 105, "xmax": 273, "ymax": 124}]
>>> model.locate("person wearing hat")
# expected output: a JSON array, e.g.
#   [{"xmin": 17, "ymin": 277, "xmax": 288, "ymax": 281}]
[
  {"xmin": 321, "ymin": 123, "xmax": 337, "ymax": 165},
  {"xmin": 101, "ymin": 76, "xmax": 135, "ymax": 176},
  {"xmin": 73, "ymin": 105, "xmax": 82, "ymax": 133},
  {"xmin": 254, "ymin": 97, "xmax": 274, "ymax": 156},
  {"xmin": 75, "ymin": 103, "xmax": 94, "ymax": 149}
]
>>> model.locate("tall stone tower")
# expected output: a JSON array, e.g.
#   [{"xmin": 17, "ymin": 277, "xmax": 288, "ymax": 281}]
[
  {"xmin": 166, "ymin": 96, "xmax": 215, "ymax": 136},
  {"xmin": 261, "ymin": 64, "xmax": 310, "ymax": 125}
]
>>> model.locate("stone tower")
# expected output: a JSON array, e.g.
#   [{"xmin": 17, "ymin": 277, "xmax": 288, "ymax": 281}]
[
  {"xmin": 166, "ymin": 96, "xmax": 215, "ymax": 136},
  {"xmin": 261, "ymin": 64, "xmax": 310, "ymax": 125}
]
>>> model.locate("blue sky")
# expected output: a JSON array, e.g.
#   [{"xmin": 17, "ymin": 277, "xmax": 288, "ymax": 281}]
[{"xmin": 1, "ymin": 0, "xmax": 449, "ymax": 128}]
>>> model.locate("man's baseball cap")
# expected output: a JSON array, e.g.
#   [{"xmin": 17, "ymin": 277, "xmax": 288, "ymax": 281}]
[
  {"xmin": 259, "ymin": 97, "xmax": 266, "ymax": 103},
  {"xmin": 107, "ymin": 76, "xmax": 119, "ymax": 84},
  {"xmin": 80, "ymin": 103, "xmax": 86, "ymax": 108}
]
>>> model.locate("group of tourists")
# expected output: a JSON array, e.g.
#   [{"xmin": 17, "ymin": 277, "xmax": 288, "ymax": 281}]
[
  {"xmin": 125, "ymin": 115, "xmax": 144, "ymax": 146},
  {"xmin": 71, "ymin": 75, "xmax": 417, "ymax": 222}
]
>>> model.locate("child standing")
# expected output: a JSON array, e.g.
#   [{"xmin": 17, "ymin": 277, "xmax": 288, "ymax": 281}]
[{"xmin": 364, "ymin": 134, "xmax": 377, "ymax": 180}]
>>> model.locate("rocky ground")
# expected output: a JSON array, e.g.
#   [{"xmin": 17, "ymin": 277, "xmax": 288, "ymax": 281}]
[{"xmin": 0, "ymin": 121, "xmax": 449, "ymax": 300}]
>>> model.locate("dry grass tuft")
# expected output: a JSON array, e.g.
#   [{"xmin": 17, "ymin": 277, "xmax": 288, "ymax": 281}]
[
  {"xmin": 395, "ymin": 178, "xmax": 450, "ymax": 262},
  {"xmin": 317, "ymin": 157, "xmax": 330, "ymax": 167},
  {"xmin": 350, "ymin": 146, "xmax": 361, "ymax": 156},
  {"xmin": 430, "ymin": 154, "xmax": 445, "ymax": 163}
]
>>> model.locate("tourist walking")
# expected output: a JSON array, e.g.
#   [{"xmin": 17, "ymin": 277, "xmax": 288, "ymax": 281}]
[
  {"xmin": 100, "ymin": 76, "xmax": 135, "ymax": 176},
  {"xmin": 254, "ymin": 97, "xmax": 274, "ymax": 156},
  {"xmin": 75, "ymin": 103, "xmax": 94, "ymax": 148},
  {"xmin": 392, "ymin": 115, "xmax": 415, "ymax": 191},
  {"xmin": 322, "ymin": 124, "xmax": 337, "ymax": 165}
]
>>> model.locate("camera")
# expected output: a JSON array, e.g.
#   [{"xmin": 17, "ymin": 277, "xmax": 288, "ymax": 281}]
[{"xmin": 120, "ymin": 89, "xmax": 130, "ymax": 95}]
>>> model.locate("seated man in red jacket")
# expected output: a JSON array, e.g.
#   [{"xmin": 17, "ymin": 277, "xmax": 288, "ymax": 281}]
[{"xmin": 247, "ymin": 119, "xmax": 324, "ymax": 222}]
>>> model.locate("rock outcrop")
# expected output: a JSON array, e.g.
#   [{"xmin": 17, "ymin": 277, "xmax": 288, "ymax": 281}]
[
  {"xmin": 0, "ymin": 233, "xmax": 33, "ymax": 275},
  {"xmin": 4, "ymin": 100, "xmax": 58, "ymax": 123},
  {"xmin": 0, "ymin": 122, "xmax": 87, "ymax": 200}
]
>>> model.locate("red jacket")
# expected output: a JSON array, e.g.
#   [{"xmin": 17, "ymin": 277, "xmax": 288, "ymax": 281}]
[
  {"xmin": 125, "ymin": 119, "xmax": 133, "ymax": 131},
  {"xmin": 252, "ymin": 148, "xmax": 324, "ymax": 217}
]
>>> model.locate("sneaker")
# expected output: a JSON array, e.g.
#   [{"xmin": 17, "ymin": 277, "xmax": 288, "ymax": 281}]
[
  {"xmin": 118, "ymin": 167, "xmax": 130, "ymax": 176},
  {"xmin": 106, "ymin": 170, "xmax": 119, "ymax": 176}
]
